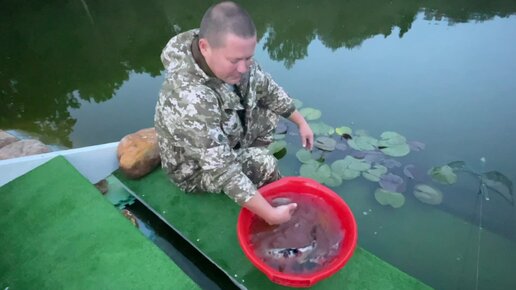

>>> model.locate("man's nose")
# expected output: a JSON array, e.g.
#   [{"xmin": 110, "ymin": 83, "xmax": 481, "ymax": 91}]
[{"xmin": 236, "ymin": 60, "xmax": 248, "ymax": 74}]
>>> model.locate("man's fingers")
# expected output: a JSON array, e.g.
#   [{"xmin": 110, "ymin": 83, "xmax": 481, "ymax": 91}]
[{"xmin": 288, "ymin": 203, "xmax": 297, "ymax": 214}]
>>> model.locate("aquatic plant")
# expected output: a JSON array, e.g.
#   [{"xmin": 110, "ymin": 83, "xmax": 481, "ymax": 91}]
[
  {"xmin": 277, "ymin": 99, "xmax": 514, "ymax": 209},
  {"xmin": 362, "ymin": 164, "xmax": 388, "ymax": 182},
  {"xmin": 314, "ymin": 136, "xmax": 336, "ymax": 152},
  {"xmin": 268, "ymin": 140, "xmax": 287, "ymax": 159},
  {"xmin": 377, "ymin": 131, "xmax": 410, "ymax": 157},
  {"xmin": 299, "ymin": 107, "xmax": 322, "ymax": 121},
  {"xmin": 413, "ymin": 184, "xmax": 443, "ymax": 205},
  {"xmin": 374, "ymin": 188, "xmax": 405, "ymax": 208},
  {"xmin": 309, "ymin": 122, "xmax": 335, "ymax": 136},
  {"xmin": 429, "ymin": 160, "xmax": 514, "ymax": 205}
]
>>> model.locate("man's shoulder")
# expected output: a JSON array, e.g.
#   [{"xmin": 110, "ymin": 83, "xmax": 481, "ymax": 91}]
[
  {"xmin": 160, "ymin": 78, "xmax": 219, "ymax": 107},
  {"xmin": 161, "ymin": 29, "xmax": 200, "ymax": 73},
  {"xmin": 165, "ymin": 29, "xmax": 199, "ymax": 49}
]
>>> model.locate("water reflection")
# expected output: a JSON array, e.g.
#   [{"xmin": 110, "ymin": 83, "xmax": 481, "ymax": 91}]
[
  {"xmin": 0, "ymin": 0, "xmax": 169, "ymax": 146},
  {"xmin": 2, "ymin": 0, "xmax": 516, "ymax": 289},
  {"xmin": 1, "ymin": 0, "xmax": 515, "ymax": 147}
]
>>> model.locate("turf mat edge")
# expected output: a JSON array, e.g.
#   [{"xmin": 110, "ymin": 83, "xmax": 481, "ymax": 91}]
[{"xmin": 0, "ymin": 156, "xmax": 199, "ymax": 290}]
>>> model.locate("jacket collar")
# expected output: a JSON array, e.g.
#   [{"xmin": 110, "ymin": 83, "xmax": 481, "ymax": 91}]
[{"xmin": 191, "ymin": 35, "xmax": 216, "ymax": 78}]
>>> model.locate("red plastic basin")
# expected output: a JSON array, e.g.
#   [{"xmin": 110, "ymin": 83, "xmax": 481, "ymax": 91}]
[{"xmin": 237, "ymin": 176, "xmax": 357, "ymax": 288}]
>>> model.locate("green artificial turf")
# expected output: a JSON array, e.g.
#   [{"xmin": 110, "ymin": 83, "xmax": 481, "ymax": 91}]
[
  {"xmin": 0, "ymin": 156, "xmax": 199, "ymax": 290},
  {"xmin": 115, "ymin": 168, "xmax": 433, "ymax": 290}
]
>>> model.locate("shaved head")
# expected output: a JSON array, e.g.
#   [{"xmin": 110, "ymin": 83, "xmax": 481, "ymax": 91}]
[{"xmin": 199, "ymin": 1, "xmax": 256, "ymax": 48}]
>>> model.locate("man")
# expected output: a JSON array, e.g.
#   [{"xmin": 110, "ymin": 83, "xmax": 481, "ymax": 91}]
[{"xmin": 155, "ymin": 1, "xmax": 313, "ymax": 225}]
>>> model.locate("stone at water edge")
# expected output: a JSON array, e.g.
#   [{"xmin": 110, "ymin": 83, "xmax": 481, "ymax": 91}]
[
  {"xmin": 0, "ymin": 139, "xmax": 51, "ymax": 160},
  {"xmin": 94, "ymin": 179, "xmax": 109, "ymax": 195},
  {"xmin": 0, "ymin": 130, "xmax": 18, "ymax": 149},
  {"xmin": 117, "ymin": 127, "xmax": 160, "ymax": 179},
  {"xmin": 122, "ymin": 209, "xmax": 139, "ymax": 228}
]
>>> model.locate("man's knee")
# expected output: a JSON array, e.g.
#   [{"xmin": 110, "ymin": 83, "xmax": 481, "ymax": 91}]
[
  {"xmin": 247, "ymin": 107, "xmax": 279, "ymax": 147},
  {"xmin": 238, "ymin": 147, "xmax": 280, "ymax": 187}
]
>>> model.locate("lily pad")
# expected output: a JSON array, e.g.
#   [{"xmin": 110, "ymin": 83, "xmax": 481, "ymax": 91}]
[
  {"xmin": 300, "ymin": 162, "xmax": 331, "ymax": 183},
  {"xmin": 309, "ymin": 122, "xmax": 335, "ymax": 136},
  {"xmin": 408, "ymin": 140, "xmax": 426, "ymax": 151},
  {"xmin": 348, "ymin": 135, "xmax": 378, "ymax": 151},
  {"xmin": 335, "ymin": 143, "xmax": 348, "ymax": 151},
  {"xmin": 380, "ymin": 143, "xmax": 410, "ymax": 157},
  {"xmin": 348, "ymin": 158, "xmax": 371, "ymax": 171},
  {"xmin": 336, "ymin": 126, "xmax": 353, "ymax": 136},
  {"xmin": 296, "ymin": 149, "xmax": 313, "ymax": 164},
  {"xmin": 428, "ymin": 165, "xmax": 457, "ymax": 185},
  {"xmin": 447, "ymin": 161, "xmax": 467, "ymax": 172},
  {"xmin": 274, "ymin": 148, "xmax": 287, "ymax": 159},
  {"xmin": 403, "ymin": 164, "xmax": 416, "ymax": 179},
  {"xmin": 363, "ymin": 151, "xmax": 385, "ymax": 163},
  {"xmin": 339, "ymin": 168, "xmax": 361, "ymax": 180},
  {"xmin": 299, "ymin": 107, "xmax": 322, "ymax": 121},
  {"xmin": 323, "ymin": 172, "xmax": 343, "ymax": 187},
  {"xmin": 268, "ymin": 140, "xmax": 287, "ymax": 154},
  {"xmin": 362, "ymin": 164, "xmax": 388, "ymax": 182},
  {"xmin": 414, "ymin": 184, "xmax": 443, "ymax": 205},
  {"xmin": 293, "ymin": 99, "xmax": 303, "ymax": 109},
  {"xmin": 350, "ymin": 150, "xmax": 367, "ymax": 158},
  {"xmin": 379, "ymin": 173, "xmax": 406, "ymax": 192},
  {"xmin": 379, "ymin": 131, "xmax": 407, "ymax": 145},
  {"xmin": 275, "ymin": 121, "xmax": 288, "ymax": 134},
  {"xmin": 380, "ymin": 158, "xmax": 402, "ymax": 169},
  {"xmin": 374, "ymin": 188, "xmax": 405, "ymax": 208},
  {"xmin": 378, "ymin": 131, "xmax": 410, "ymax": 157},
  {"xmin": 314, "ymin": 136, "xmax": 337, "ymax": 152},
  {"xmin": 482, "ymin": 171, "xmax": 514, "ymax": 205},
  {"xmin": 331, "ymin": 156, "xmax": 370, "ymax": 180}
]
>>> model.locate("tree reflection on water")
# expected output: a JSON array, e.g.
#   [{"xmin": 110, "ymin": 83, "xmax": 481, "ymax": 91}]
[{"xmin": 0, "ymin": 0, "xmax": 515, "ymax": 147}]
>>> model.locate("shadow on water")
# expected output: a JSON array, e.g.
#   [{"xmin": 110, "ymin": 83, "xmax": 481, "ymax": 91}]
[{"xmin": 1, "ymin": 0, "xmax": 516, "ymax": 146}]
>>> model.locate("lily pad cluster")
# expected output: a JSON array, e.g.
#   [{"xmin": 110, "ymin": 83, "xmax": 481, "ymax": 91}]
[
  {"xmin": 271, "ymin": 99, "xmax": 514, "ymax": 209},
  {"xmin": 285, "ymin": 101, "xmax": 429, "ymax": 208}
]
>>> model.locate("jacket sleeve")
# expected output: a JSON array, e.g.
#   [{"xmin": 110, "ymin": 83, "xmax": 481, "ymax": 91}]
[
  {"xmin": 157, "ymin": 81, "xmax": 257, "ymax": 204},
  {"xmin": 253, "ymin": 64, "xmax": 296, "ymax": 118}
]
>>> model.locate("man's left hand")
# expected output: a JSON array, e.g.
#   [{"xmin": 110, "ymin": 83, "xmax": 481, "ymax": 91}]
[{"xmin": 299, "ymin": 123, "xmax": 314, "ymax": 150}]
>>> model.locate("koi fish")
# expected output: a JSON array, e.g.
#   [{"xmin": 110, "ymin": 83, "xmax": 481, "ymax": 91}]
[
  {"xmin": 307, "ymin": 241, "xmax": 340, "ymax": 265},
  {"xmin": 265, "ymin": 240, "xmax": 317, "ymax": 263}
]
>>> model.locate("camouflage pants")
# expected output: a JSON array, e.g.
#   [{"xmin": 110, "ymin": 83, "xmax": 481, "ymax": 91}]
[
  {"xmin": 194, "ymin": 105, "xmax": 281, "ymax": 192},
  {"xmin": 236, "ymin": 146, "xmax": 281, "ymax": 188},
  {"xmin": 238, "ymin": 105, "xmax": 282, "ymax": 187}
]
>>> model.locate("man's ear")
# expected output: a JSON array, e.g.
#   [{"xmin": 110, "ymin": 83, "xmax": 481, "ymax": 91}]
[{"xmin": 198, "ymin": 38, "xmax": 210, "ymax": 56}]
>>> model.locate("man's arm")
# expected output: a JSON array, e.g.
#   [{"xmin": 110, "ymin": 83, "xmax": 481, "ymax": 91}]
[
  {"xmin": 288, "ymin": 110, "xmax": 314, "ymax": 150},
  {"xmin": 156, "ymin": 84, "xmax": 297, "ymax": 224},
  {"xmin": 253, "ymin": 64, "xmax": 314, "ymax": 150},
  {"xmin": 244, "ymin": 190, "xmax": 297, "ymax": 225}
]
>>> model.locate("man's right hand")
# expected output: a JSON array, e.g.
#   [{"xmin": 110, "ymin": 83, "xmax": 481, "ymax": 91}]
[
  {"xmin": 265, "ymin": 203, "xmax": 298, "ymax": 225},
  {"xmin": 243, "ymin": 191, "xmax": 297, "ymax": 225}
]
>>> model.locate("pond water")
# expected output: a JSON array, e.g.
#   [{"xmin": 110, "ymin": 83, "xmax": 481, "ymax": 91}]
[{"xmin": 2, "ymin": 0, "xmax": 515, "ymax": 289}]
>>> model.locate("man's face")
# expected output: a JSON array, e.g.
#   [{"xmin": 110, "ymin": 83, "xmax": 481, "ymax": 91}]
[{"xmin": 200, "ymin": 33, "xmax": 256, "ymax": 85}]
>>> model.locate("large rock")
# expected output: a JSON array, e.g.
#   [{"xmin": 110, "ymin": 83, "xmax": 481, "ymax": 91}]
[
  {"xmin": 117, "ymin": 128, "xmax": 160, "ymax": 179},
  {"xmin": 0, "ymin": 139, "xmax": 51, "ymax": 160},
  {"xmin": 0, "ymin": 130, "xmax": 18, "ymax": 149}
]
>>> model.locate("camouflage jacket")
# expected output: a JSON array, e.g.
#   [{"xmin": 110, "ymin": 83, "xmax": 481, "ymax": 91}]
[{"xmin": 155, "ymin": 29, "xmax": 295, "ymax": 204}]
